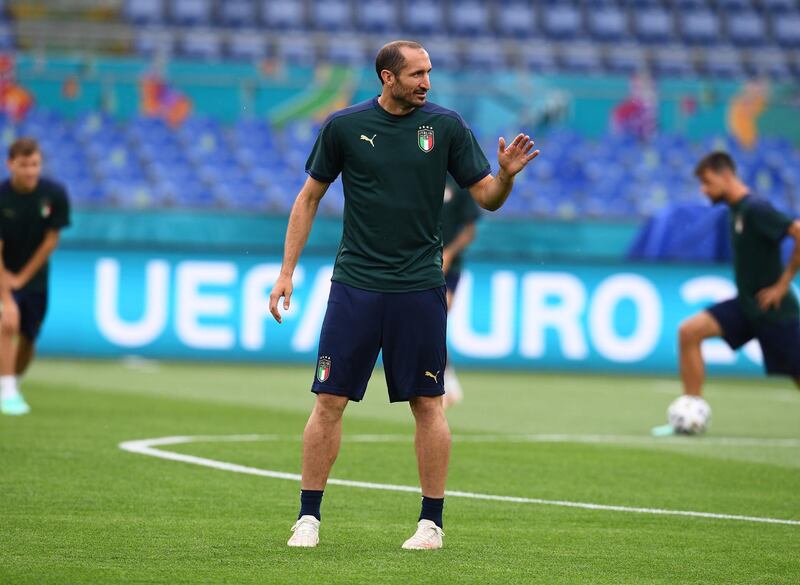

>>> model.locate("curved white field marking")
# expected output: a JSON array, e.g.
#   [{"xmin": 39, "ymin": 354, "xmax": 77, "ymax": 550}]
[{"xmin": 119, "ymin": 434, "xmax": 800, "ymax": 527}]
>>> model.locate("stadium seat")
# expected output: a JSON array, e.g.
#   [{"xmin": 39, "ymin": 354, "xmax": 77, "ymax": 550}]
[
  {"xmin": 134, "ymin": 27, "xmax": 174, "ymax": 56},
  {"xmin": 403, "ymin": 0, "xmax": 445, "ymax": 35},
  {"xmin": 588, "ymin": 6, "xmax": 628, "ymax": 42},
  {"xmin": 276, "ymin": 36, "xmax": 317, "ymax": 66},
  {"xmin": 326, "ymin": 36, "xmax": 367, "ymax": 65},
  {"xmin": 680, "ymin": 9, "xmax": 720, "ymax": 45},
  {"xmin": 262, "ymin": 0, "xmax": 305, "ymax": 30},
  {"xmin": 560, "ymin": 42, "xmax": 602, "ymax": 74},
  {"xmin": 605, "ymin": 43, "xmax": 647, "ymax": 75},
  {"xmin": 542, "ymin": 4, "xmax": 582, "ymax": 40},
  {"xmin": 726, "ymin": 11, "xmax": 766, "ymax": 47},
  {"xmin": 220, "ymin": 0, "xmax": 257, "ymax": 27},
  {"xmin": 355, "ymin": 0, "xmax": 396, "ymax": 33},
  {"xmin": 449, "ymin": 0, "xmax": 490, "ymax": 37},
  {"xmin": 227, "ymin": 30, "xmax": 268, "ymax": 61},
  {"xmin": 746, "ymin": 46, "xmax": 791, "ymax": 79},
  {"xmin": 761, "ymin": 0, "xmax": 797, "ymax": 13},
  {"xmin": 702, "ymin": 45, "xmax": 743, "ymax": 78},
  {"xmin": 463, "ymin": 38, "xmax": 506, "ymax": 69},
  {"xmin": 179, "ymin": 28, "xmax": 222, "ymax": 60},
  {"xmin": 521, "ymin": 44, "xmax": 556, "ymax": 73},
  {"xmin": 310, "ymin": 0, "xmax": 352, "ymax": 31},
  {"xmin": 634, "ymin": 8, "xmax": 675, "ymax": 44},
  {"xmin": 124, "ymin": 0, "xmax": 164, "ymax": 25},
  {"xmin": 773, "ymin": 14, "xmax": 800, "ymax": 47},
  {"xmin": 495, "ymin": 2, "xmax": 537, "ymax": 38},
  {"xmin": 652, "ymin": 44, "xmax": 696, "ymax": 76},
  {"xmin": 422, "ymin": 37, "xmax": 460, "ymax": 70},
  {"xmin": 170, "ymin": 0, "xmax": 212, "ymax": 26},
  {"xmin": 717, "ymin": 0, "xmax": 755, "ymax": 11}
]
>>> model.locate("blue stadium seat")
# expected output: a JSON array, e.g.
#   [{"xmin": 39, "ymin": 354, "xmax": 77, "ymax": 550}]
[
  {"xmin": 717, "ymin": 0, "xmax": 754, "ymax": 11},
  {"xmin": 521, "ymin": 44, "xmax": 556, "ymax": 73},
  {"xmin": 277, "ymin": 36, "xmax": 317, "ymax": 66},
  {"xmin": 171, "ymin": 0, "xmax": 212, "ymax": 26},
  {"xmin": 634, "ymin": 8, "xmax": 674, "ymax": 44},
  {"xmin": 220, "ymin": 0, "xmax": 257, "ymax": 27},
  {"xmin": 495, "ymin": 2, "xmax": 537, "ymax": 38},
  {"xmin": 680, "ymin": 9, "xmax": 720, "ymax": 45},
  {"xmin": 703, "ymin": 46, "xmax": 743, "ymax": 78},
  {"xmin": 124, "ymin": 0, "xmax": 164, "ymax": 25},
  {"xmin": 463, "ymin": 38, "xmax": 506, "ymax": 69},
  {"xmin": 310, "ymin": 0, "xmax": 352, "ymax": 31},
  {"xmin": 449, "ymin": 1, "xmax": 490, "ymax": 37},
  {"xmin": 403, "ymin": 0, "xmax": 445, "ymax": 35},
  {"xmin": 423, "ymin": 38, "xmax": 460, "ymax": 70},
  {"xmin": 355, "ymin": 0, "xmax": 395, "ymax": 32},
  {"xmin": 135, "ymin": 27, "xmax": 174, "ymax": 56},
  {"xmin": 326, "ymin": 36, "xmax": 367, "ymax": 65},
  {"xmin": 262, "ymin": 0, "xmax": 305, "ymax": 30},
  {"xmin": 746, "ymin": 46, "xmax": 792, "ymax": 79},
  {"xmin": 773, "ymin": 14, "xmax": 800, "ymax": 47},
  {"xmin": 761, "ymin": 0, "xmax": 797, "ymax": 13},
  {"xmin": 652, "ymin": 44, "xmax": 696, "ymax": 76},
  {"xmin": 227, "ymin": 30, "xmax": 268, "ymax": 61},
  {"xmin": 726, "ymin": 11, "xmax": 766, "ymax": 47},
  {"xmin": 179, "ymin": 28, "xmax": 222, "ymax": 60},
  {"xmin": 542, "ymin": 4, "xmax": 582, "ymax": 40},
  {"xmin": 588, "ymin": 6, "xmax": 627, "ymax": 42},
  {"xmin": 560, "ymin": 42, "xmax": 602, "ymax": 74},
  {"xmin": 605, "ymin": 43, "xmax": 646, "ymax": 75}
]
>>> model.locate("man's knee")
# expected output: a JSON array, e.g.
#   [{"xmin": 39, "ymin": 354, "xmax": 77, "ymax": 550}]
[
  {"xmin": 679, "ymin": 313, "xmax": 718, "ymax": 347},
  {"xmin": 313, "ymin": 393, "xmax": 349, "ymax": 422},
  {"xmin": 410, "ymin": 396, "xmax": 445, "ymax": 420}
]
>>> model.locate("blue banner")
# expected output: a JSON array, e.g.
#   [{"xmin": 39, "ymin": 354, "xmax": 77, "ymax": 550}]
[{"xmin": 41, "ymin": 249, "xmax": 789, "ymax": 376}]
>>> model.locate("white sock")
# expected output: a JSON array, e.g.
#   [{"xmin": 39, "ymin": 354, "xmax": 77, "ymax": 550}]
[{"xmin": 1, "ymin": 375, "xmax": 19, "ymax": 400}]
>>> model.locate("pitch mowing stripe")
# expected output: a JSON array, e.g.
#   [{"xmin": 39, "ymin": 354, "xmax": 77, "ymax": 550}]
[{"xmin": 119, "ymin": 435, "xmax": 800, "ymax": 527}]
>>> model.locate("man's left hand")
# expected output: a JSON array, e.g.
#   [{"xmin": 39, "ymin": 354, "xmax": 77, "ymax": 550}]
[
  {"xmin": 757, "ymin": 281, "xmax": 789, "ymax": 311},
  {"xmin": 498, "ymin": 134, "xmax": 540, "ymax": 177}
]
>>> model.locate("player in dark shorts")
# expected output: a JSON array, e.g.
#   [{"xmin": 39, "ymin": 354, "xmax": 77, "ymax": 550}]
[
  {"xmin": 0, "ymin": 138, "xmax": 71, "ymax": 415},
  {"xmin": 441, "ymin": 177, "xmax": 481, "ymax": 409},
  {"xmin": 654, "ymin": 151, "xmax": 800, "ymax": 434},
  {"xmin": 269, "ymin": 40, "xmax": 539, "ymax": 549}
]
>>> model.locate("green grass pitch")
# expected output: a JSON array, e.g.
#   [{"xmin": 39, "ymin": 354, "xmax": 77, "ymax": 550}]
[{"xmin": 1, "ymin": 359, "xmax": 798, "ymax": 584}]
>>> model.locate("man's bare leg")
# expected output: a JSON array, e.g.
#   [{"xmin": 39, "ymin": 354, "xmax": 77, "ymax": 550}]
[
  {"xmin": 678, "ymin": 311, "xmax": 723, "ymax": 397},
  {"xmin": 301, "ymin": 393, "xmax": 349, "ymax": 490},
  {"xmin": 15, "ymin": 334, "xmax": 34, "ymax": 376}
]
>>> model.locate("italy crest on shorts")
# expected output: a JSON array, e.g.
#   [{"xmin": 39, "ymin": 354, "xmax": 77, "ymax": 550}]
[
  {"xmin": 316, "ymin": 355, "xmax": 331, "ymax": 383},
  {"xmin": 418, "ymin": 125, "xmax": 434, "ymax": 153}
]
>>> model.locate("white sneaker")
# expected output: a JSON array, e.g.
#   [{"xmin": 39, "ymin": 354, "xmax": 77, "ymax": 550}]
[
  {"xmin": 287, "ymin": 515, "xmax": 320, "ymax": 548},
  {"xmin": 401, "ymin": 519, "xmax": 444, "ymax": 550}
]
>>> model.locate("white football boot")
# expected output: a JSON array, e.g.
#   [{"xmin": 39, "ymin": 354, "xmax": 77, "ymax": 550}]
[
  {"xmin": 287, "ymin": 515, "xmax": 320, "ymax": 547},
  {"xmin": 401, "ymin": 519, "xmax": 444, "ymax": 550}
]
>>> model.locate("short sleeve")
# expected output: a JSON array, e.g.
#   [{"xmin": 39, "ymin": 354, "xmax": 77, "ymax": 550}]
[
  {"xmin": 305, "ymin": 120, "xmax": 344, "ymax": 183},
  {"xmin": 448, "ymin": 123, "xmax": 491, "ymax": 189},
  {"xmin": 749, "ymin": 200, "xmax": 793, "ymax": 243},
  {"xmin": 47, "ymin": 183, "xmax": 71, "ymax": 230}
]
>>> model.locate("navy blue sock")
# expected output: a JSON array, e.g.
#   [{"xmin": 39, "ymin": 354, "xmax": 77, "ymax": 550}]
[
  {"xmin": 419, "ymin": 496, "xmax": 444, "ymax": 528},
  {"xmin": 299, "ymin": 489, "xmax": 324, "ymax": 521}
]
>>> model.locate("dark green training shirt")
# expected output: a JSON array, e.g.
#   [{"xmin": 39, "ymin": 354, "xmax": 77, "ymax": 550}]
[
  {"xmin": 729, "ymin": 195, "xmax": 798, "ymax": 322},
  {"xmin": 0, "ymin": 177, "xmax": 71, "ymax": 293},
  {"xmin": 306, "ymin": 96, "xmax": 491, "ymax": 292},
  {"xmin": 441, "ymin": 177, "xmax": 481, "ymax": 276}
]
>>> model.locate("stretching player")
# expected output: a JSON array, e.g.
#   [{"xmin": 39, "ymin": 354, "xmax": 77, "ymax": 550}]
[
  {"xmin": 269, "ymin": 40, "xmax": 538, "ymax": 549},
  {"xmin": 441, "ymin": 177, "xmax": 480, "ymax": 408},
  {"xmin": 0, "ymin": 138, "xmax": 70, "ymax": 415},
  {"xmin": 654, "ymin": 152, "xmax": 800, "ymax": 434}
]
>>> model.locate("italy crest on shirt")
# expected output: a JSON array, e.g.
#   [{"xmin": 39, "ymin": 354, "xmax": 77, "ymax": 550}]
[
  {"xmin": 418, "ymin": 125, "xmax": 434, "ymax": 153},
  {"xmin": 41, "ymin": 200, "xmax": 52, "ymax": 219}
]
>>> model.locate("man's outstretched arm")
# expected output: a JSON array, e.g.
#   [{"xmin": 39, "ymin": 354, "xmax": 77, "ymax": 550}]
[
  {"xmin": 468, "ymin": 134, "xmax": 539, "ymax": 212},
  {"xmin": 269, "ymin": 177, "xmax": 330, "ymax": 323}
]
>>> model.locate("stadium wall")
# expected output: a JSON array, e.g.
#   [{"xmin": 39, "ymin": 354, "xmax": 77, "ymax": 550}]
[{"xmin": 43, "ymin": 248, "xmax": 781, "ymax": 376}]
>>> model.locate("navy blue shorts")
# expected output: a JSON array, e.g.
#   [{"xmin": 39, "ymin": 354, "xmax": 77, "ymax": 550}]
[
  {"xmin": 707, "ymin": 299, "xmax": 800, "ymax": 377},
  {"xmin": 6, "ymin": 290, "xmax": 48, "ymax": 341},
  {"xmin": 444, "ymin": 271, "xmax": 461, "ymax": 295},
  {"xmin": 312, "ymin": 281, "xmax": 447, "ymax": 403}
]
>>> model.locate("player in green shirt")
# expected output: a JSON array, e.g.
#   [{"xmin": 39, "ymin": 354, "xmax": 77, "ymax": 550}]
[
  {"xmin": 0, "ymin": 138, "xmax": 71, "ymax": 415},
  {"xmin": 655, "ymin": 151, "xmax": 800, "ymax": 435},
  {"xmin": 441, "ymin": 177, "xmax": 481, "ymax": 409},
  {"xmin": 269, "ymin": 40, "xmax": 539, "ymax": 549}
]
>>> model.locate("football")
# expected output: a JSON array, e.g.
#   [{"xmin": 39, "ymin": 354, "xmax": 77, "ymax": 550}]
[{"xmin": 667, "ymin": 395, "xmax": 712, "ymax": 435}]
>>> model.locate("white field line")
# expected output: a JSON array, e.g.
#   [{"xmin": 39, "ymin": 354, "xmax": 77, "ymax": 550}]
[{"xmin": 118, "ymin": 434, "xmax": 800, "ymax": 527}]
